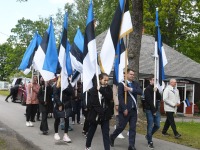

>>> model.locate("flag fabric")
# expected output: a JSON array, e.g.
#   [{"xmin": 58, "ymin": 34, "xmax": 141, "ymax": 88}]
[
  {"xmin": 113, "ymin": 39, "xmax": 126, "ymax": 85},
  {"xmin": 82, "ymin": 0, "xmax": 97, "ymax": 92},
  {"xmin": 71, "ymin": 70, "xmax": 81, "ymax": 87},
  {"xmin": 19, "ymin": 31, "xmax": 42, "ymax": 74},
  {"xmin": 155, "ymin": 8, "xmax": 168, "ymax": 92},
  {"xmin": 99, "ymin": 0, "xmax": 133, "ymax": 75},
  {"xmin": 58, "ymin": 12, "xmax": 73, "ymax": 91},
  {"xmin": 183, "ymin": 98, "xmax": 191, "ymax": 107},
  {"xmin": 33, "ymin": 18, "xmax": 58, "ymax": 81},
  {"xmin": 70, "ymin": 28, "xmax": 84, "ymax": 73}
]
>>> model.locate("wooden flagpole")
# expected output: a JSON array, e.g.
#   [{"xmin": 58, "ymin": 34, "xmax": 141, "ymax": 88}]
[{"xmin": 124, "ymin": 35, "xmax": 129, "ymax": 104}]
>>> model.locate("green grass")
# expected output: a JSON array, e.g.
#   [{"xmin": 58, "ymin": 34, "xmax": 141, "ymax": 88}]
[
  {"xmin": 137, "ymin": 121, "xmax": 200, "ymax": 149},
  {"xmin": 0, "ymin": 138, "xmax": 6, "ymax": 149},
  {"xmin": 0, "ymin": 90, "xmax": 9, "ymax": 96}
]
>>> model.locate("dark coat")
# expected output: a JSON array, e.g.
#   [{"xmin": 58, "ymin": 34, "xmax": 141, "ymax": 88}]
[
  {"xmin": 37, "ymin": 84, "xmax": 53, "ymax": 113},
  {"xmin": 144, "ymin": 84, "xmax": 161, "ymax": 114},
  {"xmin": 53, "ymin": 83, "xmax": 74, "ymax": 118},
  {"xmin": 118, "ymin": 80, "xmax": 143, "ymax": 113},
  {"xmin": 87, "ymin": 85, "xmax": 113, "ymax": 124}
]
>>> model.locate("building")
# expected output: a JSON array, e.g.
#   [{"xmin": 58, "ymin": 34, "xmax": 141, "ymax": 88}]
[{"xmin": 96, "ymin": 32, "xmax": 200, "ymax": 116}]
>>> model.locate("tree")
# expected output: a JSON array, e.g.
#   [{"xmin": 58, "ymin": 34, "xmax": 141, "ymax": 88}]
[
  {"xmin": 143, "ymin": 0, "xmax": 200, "ymax": 63},
  {"xmin": 0, "ymin": 43, "xmax": 12, "ymax": 80}
]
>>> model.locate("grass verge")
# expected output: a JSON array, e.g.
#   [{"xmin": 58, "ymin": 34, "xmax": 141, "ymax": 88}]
[
  {"xmin": 0, "ymin": 90, "xmax": 9, "ymax": 96},
  {"xmin": 136, "ymin": 120, "xmax": 200, "ymax": 149}
]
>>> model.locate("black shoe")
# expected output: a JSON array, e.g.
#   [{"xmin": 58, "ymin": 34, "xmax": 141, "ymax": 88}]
[
  {"xmin": 128, "ymin": 145, "xmax": 136, "ymax": 150},
  {"xmin": 5, "ymin": 99, "xmax": 8, "ymax": 102},
  {"xmin": 148, "ymin": 142, "xmax": 154, "ymax": 150},
  {"xmin": 43, "ymin": 131, "xmax": 48, "ymax": 135},
  {"xmin": 109, "ymin": 135, "xmax": 114, "ymax": 147},
  {"xmin": 162, "ymin": 132, "xmax": 170, "ymax": 136},
  {"xmin": 37, "ymin": 118, "xmax": 41, "ymax": 121},
  {"xmin": 175, "ymin": 133, "xmax": 181, "ymax": 139},
  {"xmin": 32, "ymin": 120, "xmax": 36, "ymax": 122}
]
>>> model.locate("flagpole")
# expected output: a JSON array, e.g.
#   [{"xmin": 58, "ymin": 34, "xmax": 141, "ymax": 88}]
[
  {"xmin": 95, "ymin": 61, "xmax": 101, "ymax": 105},
  {"xmin": 154, "ymin": 7, "xmax": 159, "ymax": 107},
  {"xmin": 44, "ymin": 81, "xmax": 47, "ymax": 102},
  {"xmin": 124, "ymin": 35, "xmax": 128, "ymax": 104}
]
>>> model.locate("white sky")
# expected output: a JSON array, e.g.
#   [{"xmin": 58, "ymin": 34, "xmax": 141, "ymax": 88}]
[{"xmin": 0, "ymin": 0, "xmax": 74, "ymax": 44}]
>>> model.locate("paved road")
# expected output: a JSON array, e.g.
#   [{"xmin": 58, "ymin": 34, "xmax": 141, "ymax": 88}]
[{"xmin": 0, "ymin": 95, "xmax": 197, "ymax": 150}]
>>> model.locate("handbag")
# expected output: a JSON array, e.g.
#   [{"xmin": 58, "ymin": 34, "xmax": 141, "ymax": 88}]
[{"xmin": 53, "ymin": 104, "xmax": 65, "ymax": 119}]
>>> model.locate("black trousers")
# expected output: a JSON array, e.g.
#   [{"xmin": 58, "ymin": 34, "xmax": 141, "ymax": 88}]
[
  {"xmin": 54, "ymin": 118, "xmax": 69, "ymax": 133},
  {"xmin": 162, "ymin": 112, "xmax": 178, "ymax": 135},
  {"xmin": 83, "ymin": 110, "xmax": 89, "ymax": 133},
  {"xmin": 110, "ymin": 109, "xmax": 137, "ymax": 147},
  {"xmin": 26, "ymin": 104, "xmax": 38, "ymax": 122},
  {"xmin": 40, "ymin": 105, "xmax": 48, "ymax": 132},
  {"xmin": 86, "ymin": 120, "xmax": 110, "ymax": 150},
  {"xmin": 72, "ymin": 100, "xmax": 81, "ymax": 123}
]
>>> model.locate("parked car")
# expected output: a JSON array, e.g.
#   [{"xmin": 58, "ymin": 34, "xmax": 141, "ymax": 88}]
[{"xmin": 11, "ymin": 77, "xmax": 31, "ymax": 105}]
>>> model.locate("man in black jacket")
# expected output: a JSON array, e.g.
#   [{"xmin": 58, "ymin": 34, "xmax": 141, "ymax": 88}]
[
  {"xmin": 110, "ymin": 69, "xmax": 142, "ymax": 150},
  {"xmin": 144, "ymin": 76, "xmax": 161, "ymax": 150},
  {"xmin": 5, "ymin": 84, "xmax": 21, "ymax": 102}
]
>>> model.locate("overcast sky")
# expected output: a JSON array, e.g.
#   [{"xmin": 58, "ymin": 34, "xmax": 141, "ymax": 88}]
[{"xmin": 0, "ymin": 0, "xmax": 74, "ymax": 44}]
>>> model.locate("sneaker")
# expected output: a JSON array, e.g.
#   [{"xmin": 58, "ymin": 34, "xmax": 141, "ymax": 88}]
[
  {"xmin": 82, "ymin": 131, "xmax": 87, "ymax": 137},
  {"xmin": 77, "ymin": 122, "xmax": 83, "ymax": 125},
  {"xmin": 63, "ymin": 134, "xmax": 71, "ymax": 143},
  {"xmin": 175, "ymin": 133, "xmax": 181, "ymax": 139},
  {"xmin": 85, "ymin": 147, "xmax": 90, "ymax": 150},
  {"xmin": 29, "ymin": 121, "xmax": 34, "ymax": 127},
  {"xmin": 72, "ymin": 121, "xmax": 75, "ymax": 125},
  {"xmin": 148, "ymin": 142, "xmax": 154, "ymax": 150},
  {"xmin": 117, "ymin": 133, "xmax": 125, "ymax": 139},
  {"xmin": 162, "ymin": 132, "xmax": 170, "ymax": 136},
  {"xmin": 26, "ymin": 121, "xmax": 30, "ymax": 127},
  {"xmin": 54, "ymin": 133, "xmax": 60, "ymax": 140},
  {"xmin": 68, "ymin": 126, "xmax": 73, "ymax": 131}
]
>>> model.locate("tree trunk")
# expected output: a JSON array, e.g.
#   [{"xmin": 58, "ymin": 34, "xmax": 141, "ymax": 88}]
[{"xmin": 129, "ymin": 0, "xmax": 146, "ymax": 122}]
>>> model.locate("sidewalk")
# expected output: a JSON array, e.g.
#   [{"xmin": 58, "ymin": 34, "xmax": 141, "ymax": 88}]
[
  {"xmin": 0, "ymin": 95, "xmax": 198, "ymax": 150},
  {"xmin": 161, "ymin": 116, "xmax": 200, "ymax": 123}
]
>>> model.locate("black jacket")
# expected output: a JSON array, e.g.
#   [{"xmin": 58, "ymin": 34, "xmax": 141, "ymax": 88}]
[
  {"xmin": 144, "ymin": 84, "xmax": 161, "ymax": 114},
  {"xmin": 37, "ymin": 84, "xmax": 53, "ymax": 112},
  {"xmin": 53, "ymin": 83, "xmax": 74, "ymax": 109},
  {"xmin": 87, "ymin": 85, "xmax": 113, "ymax": 123},
  {"xmin": 118, "ymin": 81, "xmax": 143, "ymax": 112}
]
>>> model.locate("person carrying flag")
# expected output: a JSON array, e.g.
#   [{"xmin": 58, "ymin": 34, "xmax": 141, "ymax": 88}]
[{"xmin": 144, "ymin": 76, "xmax": 161, "ymax": 149}]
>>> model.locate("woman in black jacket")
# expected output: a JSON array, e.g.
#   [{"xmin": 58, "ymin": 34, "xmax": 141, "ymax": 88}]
[
  {"xmin": 53, "ymin": 76, "xmax": 73, "ymax": 143},
  {"xmin": 85, "ymin": 73, "xmax": 113, "ymax": 150},
  {"xmin": 37, "ymin": 79, "xmax": 53, "ymax": 135}
]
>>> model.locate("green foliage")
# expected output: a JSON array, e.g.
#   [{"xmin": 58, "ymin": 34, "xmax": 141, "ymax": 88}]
[{"xmin": 143, "ymin": 0, "xmax": 200, "ymax": 63}]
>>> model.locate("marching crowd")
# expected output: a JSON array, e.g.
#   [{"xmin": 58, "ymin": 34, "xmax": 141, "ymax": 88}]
[{"xmin": 5, "ymin": 68, "xmax": 182, "ymax": 150}]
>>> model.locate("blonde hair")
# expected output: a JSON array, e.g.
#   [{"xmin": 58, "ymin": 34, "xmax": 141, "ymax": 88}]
[{"xmin": 56, "ymin": 76, "xmax": 61, "ymax": 88}]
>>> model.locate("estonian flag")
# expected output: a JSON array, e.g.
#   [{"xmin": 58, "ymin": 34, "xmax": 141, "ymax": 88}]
[
  {"xmin": 82, "ymin": 0, "xmax": 97, "ymax": 92},
  {"xmin": 70, "ymin": 28, "xmax": 84, "ymax": 73},
  {"xmin": 71, "ymin": 70, "xmax": 81, "ymax": 87},
  {"xmin": 183, "ymin": 98, "xmax": 191, "ymax": 107},
  {"xmin": 18, "ymin": 31, "xmax": 42, "ymax": 75},
  {"xmin": 58, "ymin": 12, "xmax": 73, "ymax": 91},
  {"xmin": 99, "ymin": 0, "xmax": 133, "ymax": 75},
  {"xmin": 113, "ymin": 39, "xmax": 126, "ymax": 85},
  {"xmin": 155, "ymin": 8, "xmax": 168, "ymax": 92},
  {"xmin": 33, "ymin": 18, "xmax": 58, "ymax": 81}
]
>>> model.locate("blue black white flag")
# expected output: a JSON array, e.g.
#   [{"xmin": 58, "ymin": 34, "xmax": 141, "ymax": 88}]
[
  {"xmin": 99, "ymin": 0, "xmax": 132, "ymax": 75},
  {"xmin": 58, "ymin": 12, "xmax": 73, "ymax": 91},
  {"xmin": 183, "ymin": 98, "xmax": 191, "ymax": 107},
  {"xmin": 70, "ymin": 28, "xmax": 84, "ymax": 73},
  {"xmin": 82, "ymin": 0, "xmax": 97, "ymax": 92},
  {"xmin": 33, "ymin": 18, "xmax": 58, "ymax": 81},
  {"xmin": 155, "ymin": 8, "xmax": 168, "ymax": 92},
  {"xmin": 19, "ymin": 31, "xmax": 42, "ymax": 75}
]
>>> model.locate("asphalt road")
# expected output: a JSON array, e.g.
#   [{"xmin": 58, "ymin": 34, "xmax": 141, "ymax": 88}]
[{"xmin": 0, "ymin": 95, "xmax": 197, "ymax": 150}]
